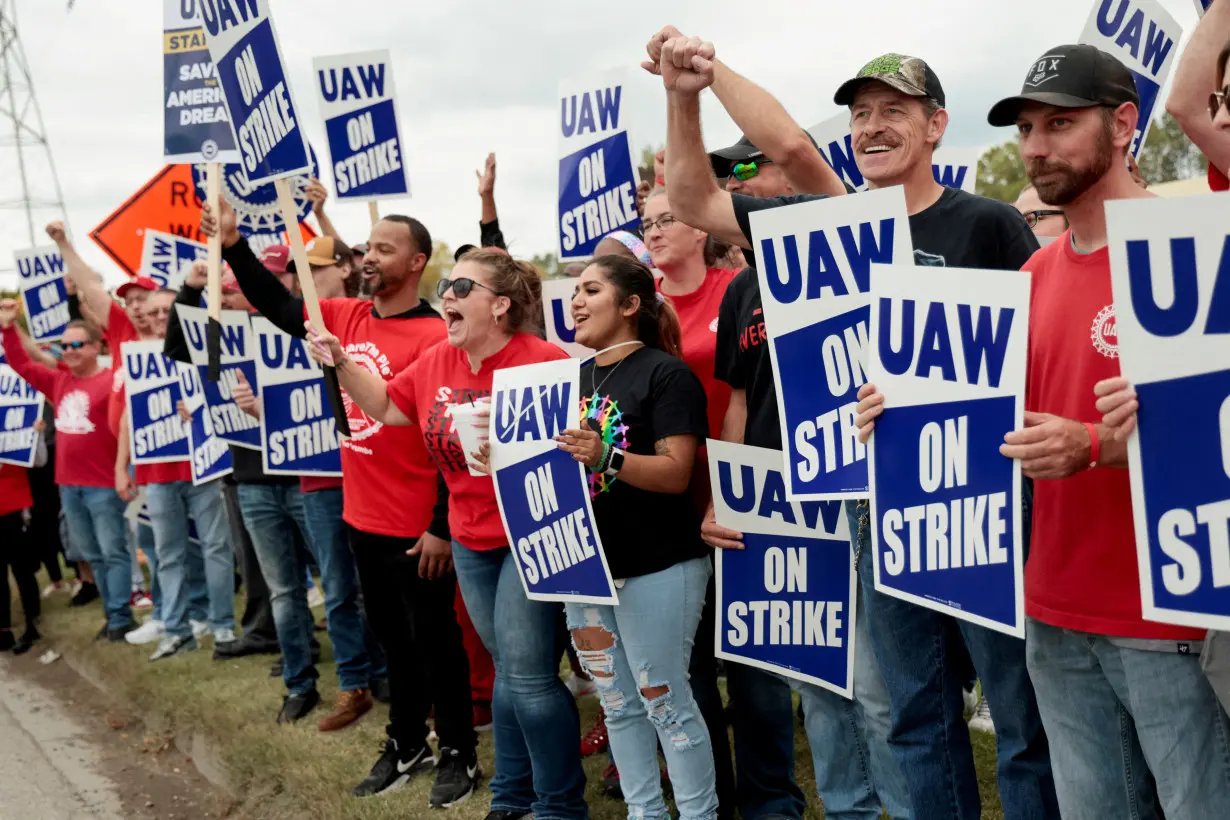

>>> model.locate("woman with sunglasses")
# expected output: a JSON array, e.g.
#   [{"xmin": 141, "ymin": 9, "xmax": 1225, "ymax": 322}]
[
  {"xmin": 480, "ymin": 255, "xmax": 718, "ymax": 820},
  {"xmin": 307, "ymin": 249, "xmax": 589, "ymax": 820}
]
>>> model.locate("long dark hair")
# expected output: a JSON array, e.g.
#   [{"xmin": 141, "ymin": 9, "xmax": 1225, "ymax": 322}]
[{"xmin": 589, "ymin": 255, "xmax": 682, "ymax": 358}]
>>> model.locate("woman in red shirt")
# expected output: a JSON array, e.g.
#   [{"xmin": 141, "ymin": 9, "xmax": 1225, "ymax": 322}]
[{"xmin": 308, "ymin": 250, "xmax": 587, "ymax": 819}]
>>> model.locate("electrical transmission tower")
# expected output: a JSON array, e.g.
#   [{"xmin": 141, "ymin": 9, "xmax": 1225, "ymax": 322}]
[{"xmin": 0, "ymin": 0, "xmax": 66, "ymax": 260}]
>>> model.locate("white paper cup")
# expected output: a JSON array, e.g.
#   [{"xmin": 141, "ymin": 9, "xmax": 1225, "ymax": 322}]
[{"xmin": 451, "ymin": 398, "xmax": 491, "ymax": 477}]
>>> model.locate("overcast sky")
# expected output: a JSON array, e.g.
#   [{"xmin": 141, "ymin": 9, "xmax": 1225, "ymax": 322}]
[{"xmin": 0, "ymin": 0, "xmax": 1204, "ymax": 290}]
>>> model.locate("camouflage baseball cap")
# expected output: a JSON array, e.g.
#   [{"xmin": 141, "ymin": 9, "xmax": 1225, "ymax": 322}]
[{"xmin": 833, "ymin": 53, "xmax": 946, "ymax": 108}]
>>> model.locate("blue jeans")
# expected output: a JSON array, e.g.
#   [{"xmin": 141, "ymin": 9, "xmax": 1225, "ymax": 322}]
[
  {"xmin": 1026, "ymin": 619, "xmax": 1230, "ymax": 819},
  {"xmin": 135, "ymin": 521, "xmax": 162, "ymax": 621},
  {"xmin": 452, "ymin": 542, "xmax": 587, "ymax": 820},
  {"xmin": 237, "ymin": 483, "xmax": 316, "ymax": 695},
  {"xmin": 60, "ymin": 485, "xmax": 132, "ymax": 629},
  {"xmin": 301, "ymin": 488, "xmax": 372, "ymax": 691},
  {"xmin": 796, "ymin": 579, "xmax": 911, "ymax": 819},
  {"xmin": 847, "ymin": 501, "xmax": 1057, "ymax": 820},
  {"xmin": 567, "ymin": 556, "xmax": 717, "ymax": 820},
  {"xmin": 146, "ymin": 481, "xmax": 235, "ymax": 638},
  {"xmin": 725, "ymin": 663, "xmax": 805, "ymax": 819}
]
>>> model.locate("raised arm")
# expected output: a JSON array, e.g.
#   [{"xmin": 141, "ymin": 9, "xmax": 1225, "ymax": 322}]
[
  {"xmin": 476, "ymin": 153, "xmax": 508, "ymax": 250},
  {"xmin": 304, "ymin": 323, "xmax": 412, "ymax": 426},
  {"xmin": 0, "ymin": 301, "xmax": 59, "ymax": 397},
  {"xmin": 304, "ymin": 178, "xmax": 344, "ymax": 245},
  {"xmin": 45, "ymin": 221, "xmax": 112, "ymax": 328},
  {"xmin": 1166, "ymin": 0, "xmax": 1230, "ymax": 174}
]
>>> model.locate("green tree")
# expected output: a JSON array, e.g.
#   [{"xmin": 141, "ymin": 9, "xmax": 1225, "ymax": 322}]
[
  {"xmin": 530, "ymin": 252, "xmax": 561, "ymax": 279},
  {"xmin": 418, "ymin": 240, "xmax": 451, "ymax": 302},
  {"xmin": 1137, "ymin": 112, "xmax": 1207, "ymax": 185},
  {"xmin": 639, "ymin": 143, "xmax": 664, "ymax": 184},
  {"xmin": 976, "ymin": 136, "xmax": 1027, "ymax": 203}
]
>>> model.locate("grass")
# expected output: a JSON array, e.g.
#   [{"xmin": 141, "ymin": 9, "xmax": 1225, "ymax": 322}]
[{"xmin": 17, "ymin": 576, "xmax": 1003, "ymax": 819}]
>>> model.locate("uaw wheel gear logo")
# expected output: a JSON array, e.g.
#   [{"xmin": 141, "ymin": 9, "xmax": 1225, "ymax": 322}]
[
  {"xmin": 192, "ymin": 143, "xmax": 319, "ymax": 239},
  {"xmin": 1090, "ymin": 304, "xmax": 1118, "ymax": 359}
]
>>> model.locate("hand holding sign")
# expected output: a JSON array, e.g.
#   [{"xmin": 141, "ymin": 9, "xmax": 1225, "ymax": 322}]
[
  {"xmin": 555, "ymin": 423, "xmax": 604, "ymax": 468},
  {"xmin": 1000, "ymin": 411, "xmax": 1093, "ymax": 479},
  {"xmin": 199, "ymin": 200, "xmax": 242, "ymax": 249},
  {"xmin": 658, "ymin": 35, "xmax": 717, "ymax": 93},
  {"xmin": 304, "ymin": 178, "xmax": 327, "ymax": 216},
  {"xmin": 305, "ymin": 322, "xmax": 344, "ymax": 367},
  {"xmin": 232, "ymin": 370, "xmax": 260, "ymax": 420},
  {"xmin": 701, "ymin": 502, "xmax": 745, "ymax": 551},
  {"xmin": 853, "ymin": 382, "xmax": 884, "ymax": 445},
  {"xmin": 1094, "ymin": 377, "xmax": 1138, "ymax": 440}
]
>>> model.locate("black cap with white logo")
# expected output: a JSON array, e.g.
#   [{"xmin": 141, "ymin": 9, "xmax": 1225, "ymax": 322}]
[{"xmin": 988, "ymin": 44, "xmax": 1139, "ymax": 127}]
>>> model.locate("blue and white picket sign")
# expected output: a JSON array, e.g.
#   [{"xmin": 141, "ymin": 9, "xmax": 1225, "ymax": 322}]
[
  {"xmin": 558, "ymin": 68, "xmax": 640, "ymax": 260},
  {"xmin": 866, "ymin": 262, "xmax": 1030, "ymax": 638},
  {"xmin": 0, "ymin": 365, "xmax": 43, "ymax": 467},
  {"xmin": 15, "ymin": 246, "xmax": 69, "ymax": 344},
  {"xmin": 191, "ymin": 144, "xmax": 319, "ymax": 249},
  {"xmin": 491, "ymin": 358, "xmax": 617, "ymax": 604},
  {"xmin": 708, "ymin": 440, "xmax": 856, "ymax": 696},
  {"xmin": 197, "ymin": 0, "xmax": 311, "ymax": 185},
  {"xmin": 174, "ymin": 304, "xmax": 261, "ymax": 450},
  {"xmin": 1107, "ymin": 193, "xmax": 1230, "ymax": 630},
  {"xmin": 178, "ymin": 363, "xmax": 233, "ymax": 484},
  {"xmin": 747, "ymin": 187, "xmax": 914, "ymax": 500},
  {"xmin": 1079, "ymin": 0, "xmax": 1182, "ymax": 157},
  {"xmin": 542, "ymin": 278, "xmax": 588, "ymax": 359},
  {"xmin": 163, "ymin": 0, "xmax": 240, "ymax": 164},
  {"xmin": 252, "ymin": 317, "xmax": 342, "ymax": 477},
  {"xmin": 313, "ymin": 49, "xmax": 409, "ymax": 202},
  {"xmin": 140, "ymin": 230, "xmax": 207, "ymax": 291},
  {"xmin": 123, "ymin": 341, "xmax": 190, "ymax": 466},
  {"xmin": 807, "ymin": 114, "xmax": 977, "ymax": 194}
]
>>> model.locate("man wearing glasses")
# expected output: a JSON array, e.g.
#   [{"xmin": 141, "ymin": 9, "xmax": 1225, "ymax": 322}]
[{"xmin": 1014, "ymin": 184, "xmax": 1068, "ymax": 239}]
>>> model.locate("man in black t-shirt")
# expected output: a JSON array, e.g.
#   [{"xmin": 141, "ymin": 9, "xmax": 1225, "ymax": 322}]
[{"xmin": 647, "ymin": 27, "xmax": 1056, "ymax": 819}]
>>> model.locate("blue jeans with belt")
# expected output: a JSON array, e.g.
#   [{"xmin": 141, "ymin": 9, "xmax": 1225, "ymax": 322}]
[{"xmin": 60, "ymin": 485, "xmax": 132, "ymax": 630}]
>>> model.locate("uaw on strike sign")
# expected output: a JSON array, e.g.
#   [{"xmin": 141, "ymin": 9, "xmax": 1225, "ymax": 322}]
[
  {"xmin": 747, "ymin": 187, "xmax": 913, "ymax": 500},
  {"xmin": 1107, "ymin": 193, "xmax": 1230, "ymax": 631}
]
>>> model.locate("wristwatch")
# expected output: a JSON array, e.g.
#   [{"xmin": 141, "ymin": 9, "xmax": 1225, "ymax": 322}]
[{"xmin": 604, "ymin": 448, "xmax": 625, "ymax": 477}]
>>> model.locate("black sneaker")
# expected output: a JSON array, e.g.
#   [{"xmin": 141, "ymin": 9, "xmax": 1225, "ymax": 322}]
[
  {"xmin": 429, "ymin": 746, "xmax": 480, "ymax": 808},
  {"xmin": 93, "ymin": 623, "xmax": 109, "ymax": 642},
  {"xmin": 70, "ymin": 582, "xmax": 99, "ymax": 607},
  {"xmin": 352, "ymin": 739, "xmax": 435, "ymax": 797},
  {"xmin": 276, "ymin": 689, "xmax": 320, "ymax": 724},
  {"xmin": 12, "ymin": 625, "xmax": 40, "ymax": 656}
]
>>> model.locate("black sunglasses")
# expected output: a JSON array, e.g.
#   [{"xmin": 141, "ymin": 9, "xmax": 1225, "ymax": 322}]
[
  {"xmin": 436, "ymin": 276, "xmax": 497, "ymax": 299},
  {"xmin": 62, "ymin": 340, "xmax": 91, "ymax": 350},
  {"xmin": 1024, "ymin": 209, "xmax": 1065, "ymax": 228},
  {"xmin": 1209, "ymin": 86, "xmax": 1230, "ymax": 121}
]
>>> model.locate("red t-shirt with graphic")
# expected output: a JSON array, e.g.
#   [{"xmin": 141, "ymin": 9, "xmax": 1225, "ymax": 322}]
[
  {"xmin": 0, "ymin": 464, "xmax": 32, "ymax": 517},
  {"xmin": 658, "ymin": 268, "xmax": 735, "ymax": 441},
  {"xmin": 387, "ymin": 333, "xmax": 570, "ymax": 550},
  {"xmin": 318, "ymin": 298, "xmax": 447, "ymax": 538},
  {"xmin": 2, "ymin": 325, "xmax": 118, "ymax": 488},
  {"xmin": 1023, "ymin": 235, "xmax": 1203, "ymax": 641}
]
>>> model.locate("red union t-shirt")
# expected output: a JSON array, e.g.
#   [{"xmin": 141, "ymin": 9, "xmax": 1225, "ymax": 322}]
[
  {"xmin": 2, "ymin": 325, "xmax": 118, "ymax": 488},
  {"xmin": 387, "ymin": 333, "xmax": 570, "ymax": 550},
  {"xmin": 0, "ymin": 464, "xmax": 32, "ymax": 517},
  {"xmin": 317, "ymin": 297, "xmax": 447, "ymax": 538},
  {"xmin": 658, "ymin": 269, "xmax": 735, "ymax": 440},
  {"xmin": 1023, "ymin": 235, "xmax": 1203, "ymax": 641}
]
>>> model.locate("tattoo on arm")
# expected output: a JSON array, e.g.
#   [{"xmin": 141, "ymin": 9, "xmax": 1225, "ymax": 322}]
[{"xmin": 654, "ymin": 439, "xmax": 670, "ymax": 456}]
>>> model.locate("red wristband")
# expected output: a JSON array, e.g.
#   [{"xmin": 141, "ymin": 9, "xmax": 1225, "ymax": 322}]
[{"xmin": 1083, "ymin": 422, "xmax": 1100, "ymax": 469}]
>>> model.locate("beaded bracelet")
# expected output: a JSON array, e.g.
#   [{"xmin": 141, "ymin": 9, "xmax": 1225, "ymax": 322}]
[{"xmin": 589, "ymin": 441, "xmax": 611, "ymax": 474}]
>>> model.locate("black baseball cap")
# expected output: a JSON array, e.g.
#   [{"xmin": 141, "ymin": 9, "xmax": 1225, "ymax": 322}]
[
  {"xmin": 988, "ymin": 44, "xmax": 1139, "ymax": 127},
  {"xmin": 833, "ymin": 54, "xmax": 946, "ymax": 108},
  {"xmin": 454, "ymin": 244, "xmax": 478, "ymax": 262},
  {"xmin": 709, "ymin": 131, "xmax": 824, "ymax": 179}
]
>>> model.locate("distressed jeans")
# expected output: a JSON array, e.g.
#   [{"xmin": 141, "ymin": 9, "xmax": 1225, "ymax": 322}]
[
  {"xmin": 60, "ymin": 485, "xmax": 133, "ymax": 629},
  {"xmin": 566, "ymin": 556, "xmax": 717, "ymax": 820}
]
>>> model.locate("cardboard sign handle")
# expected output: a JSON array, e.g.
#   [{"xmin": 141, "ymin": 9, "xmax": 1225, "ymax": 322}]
[
  {"xmin": 368, "ymin": 201, "xmax": 379, "ymax": 227},
  {"xmin": 274, "ymin": 178, "xmax": 351, "ymax": 438},
  {"xmin": 205, "ymin": 162, "xmax": 223, "ymax": 382}
]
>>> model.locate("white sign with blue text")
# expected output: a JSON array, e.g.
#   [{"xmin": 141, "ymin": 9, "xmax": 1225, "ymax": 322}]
[
  {"xmin": 491, "ymin": 358, "xmax": 616, "ymax": 604},
  {"xmin": 1107, "ymin": 193, "xmax": 1230, "ymax": 631},
  {"xmin": 542, "ymin": 278, "xmax": 588, "ymax": 359},
  {"xmin": 123, "ymin": 341, "xmax": 190, "ymax": 466},
  {"xmin": 709, "ymin": 440, "xmax": 856, "ymax": 696},
  {"xmin": 1079, "ymin": 0, "xmax": 1182, "ymax": 158},
  {"xmin": 558, "ymin": 68, "xmax": 640, "ymax": 260},
  {"xmin": 197, "ymin": 0, "xmax": 311, "ymax": 185},
  {"xmin": 174, "ymin": 304, "xmax": 261, "ymax": 450},
  {"xmin": 807, "ymin": 114, "xmax": 977, "ymax": 193},
  {"xmin": 163, "ymin": 0, "xmax": 240, "ymax": 164},
  {"xmin": 16, "ymin": 246, "xmax": 69, "ymax": 344},
  {"xmin": 748, "ymin": 187, "xmax": 914, "ymax": 500},
  {"xmin": 867, "ymin": 263, "xmax": 1029, "ymax": 637},
  {"xmin": 0, "ymin": 365, "xmax": 43, "ymax": 468},
  {"xmin": 140, "ymin": 230, "xmax": 207, "ymax": 292},
  {"xmin": 178, "ymin": 363, "xmax": 233, "ymax": 485},
  {"xmin": 313, "ymin": 49, "xmax": 409, "ymax": 202},
  {"xmin": 252, "ymin": 317, "xmax": 342, "ymax": 477}
]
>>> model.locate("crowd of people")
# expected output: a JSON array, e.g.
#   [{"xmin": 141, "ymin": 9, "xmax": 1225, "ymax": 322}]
[{"xmin": 4, "ymin": 7, "xmax": 1230, "ymax": 820}]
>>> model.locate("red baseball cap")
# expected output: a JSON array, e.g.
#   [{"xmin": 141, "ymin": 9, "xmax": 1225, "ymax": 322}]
[
  {"xmin": 221, "ymin": 265, "xmax": 241, "ymax": 293},
  {"xmin": 116, "ymin": 276, "xmax": 158, "ymax": 299},
  {"xmin": 260, "ymin": 244, "xmax": 291, "ymax": 274}
]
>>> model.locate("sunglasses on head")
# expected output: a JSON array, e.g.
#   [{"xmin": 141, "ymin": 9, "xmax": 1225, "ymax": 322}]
[
  {"xmin": 436, "ymin": 276, "xmax": 497, "ymax": 299},
  {"xmin": 1209, "ymin": 86, "xmax": 1230, "ymax": 121},
  {"xmin": 62, "ymin": 340, "xmax": 91, "ymax": 350},
  {"xmin": 1024, "ymin": 209, "xmax": 1065, "ymax": 228},
  {"xmin": 730, "ymin": 158, "xmax": 773, "ymax": 182}
]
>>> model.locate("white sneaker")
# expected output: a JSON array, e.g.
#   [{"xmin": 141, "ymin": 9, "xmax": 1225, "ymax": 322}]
[
  {"xmin": 968, "ymin": 696, "xmax": 995, "ymax": 734},
  {"xmin": 41, "ymin": 582, "xmax": 67, "ymax": 599},
  {"xmin": 306, "ymin": 585, "xmax": 325, "ymax": 609},
  {"xmin": 213, "ymin": 627, "xmax": 237, "ymax": 644},
  {"xmin": 149, "ymin": 634, "xmax": 198, "ymax": 662},
  {"xmin": 70, "ymin": 580, "xmax": 83, "ymax": 597},
  {"xmin": 125, "ymin": 619, "xmax": 166, "ymax": 646},
  {"xmin": 132, "ymin": 592, "xmax": 154, "ymax": 611},
  {"xmin": 565, "ymin": 672, "xmax": 596, "ymax": 699},
  {"xmin": 190, "ymin": 620, "xmax": 210, "ymax": 639}
]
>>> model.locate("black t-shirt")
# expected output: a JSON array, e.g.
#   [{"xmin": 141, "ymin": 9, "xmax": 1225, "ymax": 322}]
[
  {"xmin": 580, "ymin": 346, "xmax": 709, "ymax": 579},
  {"xmin": 723, "ymin": 187, "xmax": 1039, "ymax": 448}
]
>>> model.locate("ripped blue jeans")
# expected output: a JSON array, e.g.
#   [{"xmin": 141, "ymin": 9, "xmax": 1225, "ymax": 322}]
[{"xmin": 566, "ymin": 556, "xmax": 717, "ymax": 820}]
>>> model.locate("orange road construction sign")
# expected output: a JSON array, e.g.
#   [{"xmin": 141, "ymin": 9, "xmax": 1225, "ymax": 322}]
[{"xmin": 91, "ymin": 164, "xmax": 316, "ymax": 277}]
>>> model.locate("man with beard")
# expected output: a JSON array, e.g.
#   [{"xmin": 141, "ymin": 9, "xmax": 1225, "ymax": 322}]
[
  {"xmin": 199, "ymin": 200, "xmax": 478, "ymax": 806},
  {"xmin": 983, "ymin": 45, "xmax": 1229, "ymax": 819},
  {"xmin": 648, "ymin": 28, "xmax": 1055, "ymax": 820}
]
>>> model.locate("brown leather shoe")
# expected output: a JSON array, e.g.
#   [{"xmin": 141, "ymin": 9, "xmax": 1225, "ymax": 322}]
[{"xmin": 317, "ymin": 688, "xmax": 373, "ymax": 732}]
